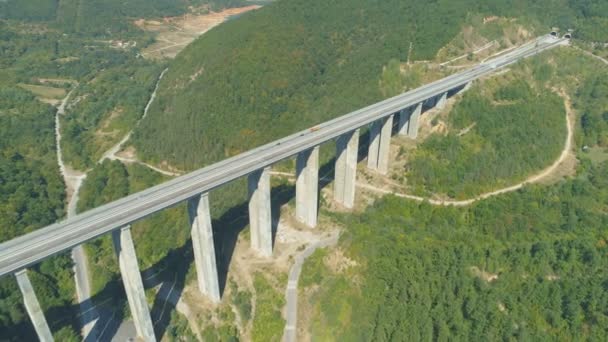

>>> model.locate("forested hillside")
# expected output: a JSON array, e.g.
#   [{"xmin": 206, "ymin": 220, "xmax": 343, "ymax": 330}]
[
  {"xmin": 305, "ymin": 159, "xmax": 608, "ymax": 340},
  {"xmin": 405, "ymin": 48, "xmax": 608, "ymax": 199},
  {"xmin": 0, "ymin": 87, "xmax": 64, "ymax": 242},
  {"xmin": 405, "ymin": 56, "xmax": 567, "ymax": 198},
  {"xmin": 133, "ymin": 0, "xmax": 608, "ymax": 171},
  {"xmin": 0, "ymin": 86, "xmax": 79, "ymax": 340},
  {"xmin": 300, "ymin": 49, "xmax": 608, "ymax": 340},
  {"xmin": 0, "ymin": 0, "xmax": 246, "ymax": 36}
]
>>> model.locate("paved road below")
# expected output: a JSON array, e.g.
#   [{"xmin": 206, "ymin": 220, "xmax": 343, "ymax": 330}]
[{"xmin": 282, "ymin": 232, "xmax": 340, "ymax": 342}]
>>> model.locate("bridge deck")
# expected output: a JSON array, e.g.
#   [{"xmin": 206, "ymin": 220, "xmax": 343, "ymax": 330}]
[{"xmin": 0, "ymin": 35, "xmax": 567, "ymax": 277}]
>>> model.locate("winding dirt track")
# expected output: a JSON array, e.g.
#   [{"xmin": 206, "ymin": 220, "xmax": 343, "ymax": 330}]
[
  {"xmin": 361, "ymin": 90, "xmax": 575, "ymax": 206},
  {"xmin": 573, "ymin": 46, "xmax": 608, "ymax": 66}
]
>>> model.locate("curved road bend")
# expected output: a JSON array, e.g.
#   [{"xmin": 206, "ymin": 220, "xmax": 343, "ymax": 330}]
[
  {"xmin": 358, "ymin": 90, "xmax": 576, "ymax": 206},
  {"xmin": 283, "ymin": 232, "xmax": 340, "ymax": 342}
]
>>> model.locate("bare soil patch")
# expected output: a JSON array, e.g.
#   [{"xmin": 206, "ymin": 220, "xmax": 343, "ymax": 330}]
[
  {"xmin": 470, "ymin": 266, "xmax": 499, "ymax": 282},
  {"xmin": 136, "ymin": 5, "xmax": 261, "ymax": 59}
]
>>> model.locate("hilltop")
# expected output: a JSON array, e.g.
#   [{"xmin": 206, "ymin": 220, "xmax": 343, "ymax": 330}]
[{"xmin": 132, "ymin": 0, "xmax": 607, "ymax": 171}]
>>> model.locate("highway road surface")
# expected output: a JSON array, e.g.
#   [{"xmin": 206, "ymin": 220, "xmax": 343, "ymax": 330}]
[{"xmin": 0, "ymin": 35, "xmax": 568, "ymax": 278}]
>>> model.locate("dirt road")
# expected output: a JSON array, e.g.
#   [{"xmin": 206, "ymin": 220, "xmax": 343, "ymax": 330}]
[{"xmin": 360, "ymin": 90, "xmax": 575, "ymax": 206}]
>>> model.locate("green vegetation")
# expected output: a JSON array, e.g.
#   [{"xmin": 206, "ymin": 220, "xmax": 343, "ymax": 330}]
[
  {"xmin": 60, "ymin": 62, "xmax": 163, "ymax": 169},
  {"xmin": 0, "ymin": 87, "xmax": 64, "ymax": 242},
  {"xmin": 201, "ymin": 317, "xmax": 239, "ymax": 342},
  {"xmin": 2, "ymin": 0, "xmax": 607, "ymax": 340},
  {"xmin": 134, "ymin": 0, "xmax": 608, "ymax": 171},
  {"xmin": 231, "ymin": 281, "xmax": 253, "ymax": 322},
  {"xmin": 300, "ymin": 248, "xmax": 328, "ymax": 288},
  {"xmin": 166, "ymin": 311, "xmax": 197, "ymax": 342},
  {"xmin": 577, "ymin": 71, "xmax": 608, "ymax": 147},
  {"xmin": 0, "ymin": 85, "xmax": 80, "ymax": 339},
  {"xmin": 301, "ymin": 48, "xmax": 608, "ymax": 341},
  {"xmin": 17, "ymin": 83, "xmax": 67, "ymax": 100},
  {"xmin": 1, "ymin": 0, "xmax": 247, "ymax": 37},
  {"xmin": 0, "ymin": 0, "xmax": 256, "ymax": 340},
  {"xmin": 252, "ymin": 273, "xmax": 285, "ymax": 342},
  {"xmin": 0, "ymin": 20, "xmax": 167, "ymax": 170},
  {"xmin": 77, "ymin": 161, "xmax": 190, "ymax": 297},
  {"xmin": 406, "ymin": 57, "xmax": 567, "ymax": 198},
  {"xmin": 306, "ymin": 156, "xmax": 608, "ymax": 340}
]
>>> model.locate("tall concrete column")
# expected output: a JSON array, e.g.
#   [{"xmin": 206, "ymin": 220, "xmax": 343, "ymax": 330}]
[
  {"xmin": 296, "ymin": 146, "xmax": 319, "ymax": 228},
  {"xmin": 367, "ymin": 120, "xmax": 382, "ymax": 170},
  {"xmin": 334, "ymin": 129, "xmax": 359, "ymax": 208},
  {"xmin": 112, "ymin": 226, "xmax": 156, "ymax": 341},
  {"xmin": 436, "ymin": 92, "xmax": 448, "ymax": 109},
  {"xmin": 407, "ymin": 102, "xmax": 423, "ymax": 139},
  {"xmin": 15, "ymin": 270, "xmax": 54, "ymax": 342},
  {"xmin": 461, "ymin": 81, "xmax": 472, "ymax": 93},
  {"xmin": 368, "ymin": 116, "xmax": 393, "ymax": 174},
  {"xmin": 187, "ymin": 193, "xmax": 220, "ymax": 302},
  {"xmin": 398, "ymin": 109, "xmax": 409, "ymax": 136},
  {"xmin": 248, "ymin": 167, "xmax": 272, "ymax": 257},
  {"xmin": 377, "ymin": 114, "xmax": 394, "ymax": 175}
]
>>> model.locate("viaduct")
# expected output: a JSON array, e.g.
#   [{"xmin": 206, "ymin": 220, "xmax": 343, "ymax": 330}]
[{"xmin": 0, "ymin": 34, "xmax": 567, "ymax": 341}]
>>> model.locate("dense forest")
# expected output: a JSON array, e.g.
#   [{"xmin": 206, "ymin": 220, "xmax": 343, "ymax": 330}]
[
  {"xmin": 0, "ymin": 85, "xmax": 80, "ymax": 340},
  {"xmin": 133, "ymin": 0, "xmax": 608, "ymax": 171},
  {"xmin": 0, "ymin": 87, "xmax": 64, "ymax": 242},
  {"xmin": 299, "ymin": 43, "xmax": 608, "ymax": 341},
  {"xmin": 406, "ymin": 49, "xmax": 608, "ymax": 198},
  {"xmin": 405, "ymin": 56, "xmax": 567, "ymax": 198},
  {"xmin": 0, "ymin": 0, "xmax": 247, "ymax": 37},
  {"xmin": 304, "ymin": 157, "xmax": 608, "ymax": 340}
]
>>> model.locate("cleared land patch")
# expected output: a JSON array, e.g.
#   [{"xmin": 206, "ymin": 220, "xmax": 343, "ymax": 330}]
[
  {"xmin": 18, "ymin": 83, "xmax": 67, "ymax": 103},
  {"xmin": 136, "ymin": 5, "xmax": 261, "ymax": 59}
]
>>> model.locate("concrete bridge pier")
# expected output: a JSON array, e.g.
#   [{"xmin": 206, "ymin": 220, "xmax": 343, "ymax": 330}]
[
  {"xmin": 377, "ymin": 114, "xmax": 394, "ymax": 174},
  {"xmin": 188, "ymin": 193, "xmax": 221, "ymax": 302},
  {"xmin": 436, "ymin": 92, "xmax": 448, "ymax": 109},
  {"xmin": 407, "ymin": 102, "xmax": 423, "ymax": 139},
  {"xmin": 248, "ymin": 167, "xmax": 273, "ymax": 257},
  {"xmin": 334, "ymin": 129, "xmax": 359, "ymax": 208},
  {"xmin": 296, "ymin": 146, "xmax": 320, "ymax": 228},
  {"xmin": 15, "ymin": 270, "xmax": 54, "ymax": 342},
  {"xmin": 398, "ymin": 109, "xmax": 409, "ymax": 136},
  {"xmin": 112, "ymin": 226, "xmax": 156, "ymax": 342},
  {"xmin": 367, "ymin": 115, "xmax": 393, "ymax": 174},
  {"xmin": 461, "ymin": 81, "xmax": 472, "ymax": 93},
  {"xmin": 367, "ymin": 120, "xmax": 381, "ymax": 170}
]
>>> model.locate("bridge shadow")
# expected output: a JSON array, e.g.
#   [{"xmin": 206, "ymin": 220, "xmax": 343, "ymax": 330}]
[
  {"xmin": 37, "ymin": 92, "xmax": 470, "ymax": 340},
  {"xmin": 41, "ymin": 241, "xmax": 192, "ymax": 341}
]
